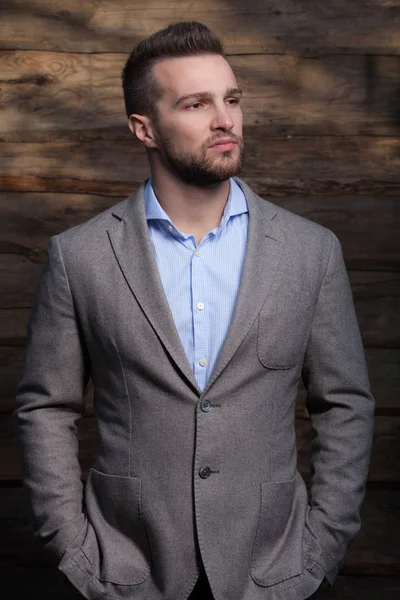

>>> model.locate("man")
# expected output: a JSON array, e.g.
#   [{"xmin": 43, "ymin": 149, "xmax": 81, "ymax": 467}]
[{"xmin": 15, "ymin": 21, "xmax": 374, "ymax": 600}]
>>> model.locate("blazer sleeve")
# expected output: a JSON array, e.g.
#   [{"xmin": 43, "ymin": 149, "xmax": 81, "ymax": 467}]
[
  {"xmin": 301, "ymin": 232, "xmax": 375, "ymax": 583},
  {"xmin": 14, "ymin": 235, "xmax": 90, "ymax": 560}
]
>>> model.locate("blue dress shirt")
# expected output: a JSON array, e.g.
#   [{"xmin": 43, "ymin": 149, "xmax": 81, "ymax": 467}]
[{"xmin": 145, "ymin": 178, "xmax": 249, "ymax": 391}]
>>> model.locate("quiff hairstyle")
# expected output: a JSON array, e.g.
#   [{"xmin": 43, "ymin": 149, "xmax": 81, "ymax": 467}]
[{"xmin": 121, "ymin": 21, "xmax": 225, "ymax": 119}]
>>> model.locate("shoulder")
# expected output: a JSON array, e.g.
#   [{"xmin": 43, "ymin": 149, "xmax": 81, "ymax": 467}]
[
  {"xmin": 235, "ymin": 177, "xmax": 338, "ymax": 251},
  {"xmin": 58, "ymin": 196, "xmax": 131, "ymax": 242},
  {"xmin": 49, "ymin": 186, "xmax": 143, "ymax": 259}
]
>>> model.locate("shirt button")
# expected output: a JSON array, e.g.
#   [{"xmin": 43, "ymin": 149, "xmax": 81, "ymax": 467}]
[
  {"xmin": 199, "ymin": 358, "xmax": 208, "ymax": 367},
  {"xmin": 195, "ymin": 249, "xmax": 202, "ymax": 257},
  {"xmin": 197, "ymin": 302, "xmax": 205, "ymax": 310},
  {"xmin": 168, "ymin": 225, "xmax": 173, "ymax": 232},
  {"xmin": 201, "ymin": 400, "xmax": 212, "ymax": 412},
  {"xmin": 199, "ymin": 466, "xmax": 211, "ymax": 479}
]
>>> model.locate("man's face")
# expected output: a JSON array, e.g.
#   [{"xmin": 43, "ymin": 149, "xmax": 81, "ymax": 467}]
[{"xmin": 148, "ymin": 54, "xmax": 244, "ymax": 186}]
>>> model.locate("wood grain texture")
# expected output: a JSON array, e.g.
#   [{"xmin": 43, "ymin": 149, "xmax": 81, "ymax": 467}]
[
  {"xmin": 1, "ymin": 1, "xmax": 400, "ymax": 55},
  {"xmin": 366, "ymin": 349, "xmax": 400, "ymax": 412},
  {"xmin": 2, "ymin": 136, "xmax": 400, "ymax": 197},
  {"xmin": 0, "ymin": 192, "xmax": 118, "ymax": 255},
  {"xmin": 2, "ymin": 51, "xmax": 400, "ymax": 141},
  {"xmin": 0, "ymin": 309, "xmax": 30, "ymax": 347},
  {"xmin": 274, "ymin": 195, "xmax": 400, "ymax": 272},
  {"xmin": 0, "ymin": 255, "xmax": 43, "ymax": 308},
  {"xmin": 349, "ymin": 271, "xmax": 400, "ymax": 348},
  {"xmin": 0, "ymin": 347, "xmax": 24, "ymax": 412},
  {"xmin": 0, "ymin": 1, "xmax": 398, "ymax": 589}
]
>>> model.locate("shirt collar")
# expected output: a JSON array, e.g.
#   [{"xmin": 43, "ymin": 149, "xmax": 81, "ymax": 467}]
[{"xmin": 144, "ymin": 177, "xmax": 248, "ymax": 228}]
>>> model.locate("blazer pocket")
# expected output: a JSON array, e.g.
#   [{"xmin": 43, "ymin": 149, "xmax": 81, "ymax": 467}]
[
  {"xmin": 257, "ymin": 307, "xmax": 311, "ymax": 369},
  {"xmin": 250, "ymin": 474, "xmax": 312, "ymax": 587},
  {"xmin": 79, "ymin": 468, "xmax": 152, "ymax": 585}
]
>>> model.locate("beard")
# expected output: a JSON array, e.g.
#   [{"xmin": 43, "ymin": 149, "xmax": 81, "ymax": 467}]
[{"xmin": 153, "ymin": 127, "xmax": 244, "ymax": 187}]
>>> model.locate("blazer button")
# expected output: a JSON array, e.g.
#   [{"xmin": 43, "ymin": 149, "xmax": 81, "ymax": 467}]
[
  {"xmin": 199, "ymin": 466, "xmax": 211, "ymax": 479},
  {"xmin": 201, "ymin": 400, "xmax": 212, "ymax": 412}
]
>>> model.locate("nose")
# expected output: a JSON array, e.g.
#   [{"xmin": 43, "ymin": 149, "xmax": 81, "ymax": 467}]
[{"xmin": 211, "ymin": 103, "xmax": 234, "ymax": 131}]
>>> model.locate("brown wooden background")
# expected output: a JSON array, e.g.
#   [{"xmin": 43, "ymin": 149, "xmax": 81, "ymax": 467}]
[{"xmin": 1, "ymin": 1, "xmax": 400, "ymax": 598}]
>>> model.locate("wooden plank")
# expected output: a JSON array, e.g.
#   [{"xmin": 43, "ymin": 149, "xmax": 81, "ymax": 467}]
[
  {"xmin": 1, "ymin": 413, "xmax": 398, "ymax": 482},
  {"xmin": 1, "ymin": 485, "xmax": 399, "ymax": 574},
  {"xmin": 0, "ymin": 140, "xmax": 146, "ymax": 196},
  {"xmin": 366, "ymin": 349, "xmax": 400, "ymax": 412},
  {"xmin": 2, "ymin": 51, "xmax": 400, "ymax": 141},
  {"xmin": 0, "ymin": 254, "xmax": 43, "ymax": 308},
  {"xmin": 2, "ymin": 136, "xmax": 400, "ymax": 197},
  {"xmin": 1, "ymin": 1, "xmax": 400, "ymax": 55},
  {"xmin": 0, "ymin": 51, "xmax": 124, "ymax": 143},
  {"xmin": 1, "ymin": 192, "xmax": 399, "ymax": 271},
  {"xmin": 349, "ymin": 271, "xmax": 400, "ymax": 348},
  {"xmin": 0, "ymin": 347, "xmax": 24, "ymax": 412},
  {"xmin": 0, "ymin": 192, "xmax": 119, "ymax": 254},
  {"xmin": 274, "ymin": 195, "xmax": 400, "ymax": 271},
  {"xmin": 0, "ymin": 308, "xmax": 30, "ymax": 346}
]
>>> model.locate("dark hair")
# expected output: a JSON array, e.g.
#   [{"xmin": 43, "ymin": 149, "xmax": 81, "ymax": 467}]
[{"xmin": 121, "ymin": 21, "xmax": 225, "ymax": 118}]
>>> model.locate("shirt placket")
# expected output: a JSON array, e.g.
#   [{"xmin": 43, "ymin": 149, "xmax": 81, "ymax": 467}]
[{"xmin": 190, "ymin": 239, "xmax": 212, "ymax": 391}]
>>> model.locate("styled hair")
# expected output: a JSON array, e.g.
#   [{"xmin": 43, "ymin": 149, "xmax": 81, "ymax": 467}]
[{"xmin": 121, "ymin": 21, "xmax": 225, "ymax": 118}]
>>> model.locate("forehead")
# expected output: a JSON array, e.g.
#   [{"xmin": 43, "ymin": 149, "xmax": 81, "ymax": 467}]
[{"xmin": 151, "ymin": 54, "xmax": 238, "ymax": 100}]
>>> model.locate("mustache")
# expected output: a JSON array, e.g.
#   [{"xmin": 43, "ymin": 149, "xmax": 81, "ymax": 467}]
[{"xmin": 206, "ymin": 133, "xmax": 243, "ymax": 147}]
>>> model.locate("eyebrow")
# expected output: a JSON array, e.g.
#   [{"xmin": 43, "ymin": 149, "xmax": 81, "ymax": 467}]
[{"xmin": 173, "ymin": 87, "xmax": 243, "ymax": 107}]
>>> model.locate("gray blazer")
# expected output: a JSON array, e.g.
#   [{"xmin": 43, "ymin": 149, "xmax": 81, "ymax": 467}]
[{"xmin": 14, "ymin": 177, "xmax": 374, "ymax": 600}]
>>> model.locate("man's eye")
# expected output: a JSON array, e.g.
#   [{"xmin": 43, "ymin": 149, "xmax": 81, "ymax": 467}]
[
  {"xmin": 187, "ymin": 102, "xmax": 202, "ymax": 109},
  {"xmin": 227, "ymin": 98, "xmax": 239, "ymax": 105}
]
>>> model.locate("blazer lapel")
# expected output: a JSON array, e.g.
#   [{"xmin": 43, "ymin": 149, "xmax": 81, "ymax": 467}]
[
  {"xmin": 203, "ymin": 178, "xmax": 283, "ymax": 393},
  {"xmin": 107, "ymin": 182, "xmax": 201, "ymax": 395}
]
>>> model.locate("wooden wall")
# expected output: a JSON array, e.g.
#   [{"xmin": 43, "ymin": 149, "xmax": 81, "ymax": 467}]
[{"xmin": 1, "ymin": 1, "xmax": 399, "ymax": 598}]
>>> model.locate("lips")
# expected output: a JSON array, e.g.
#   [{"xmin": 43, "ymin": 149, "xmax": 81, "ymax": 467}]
[{"xmin": 210, "ymin": 138, "xmax": 237, "ymax": 148}]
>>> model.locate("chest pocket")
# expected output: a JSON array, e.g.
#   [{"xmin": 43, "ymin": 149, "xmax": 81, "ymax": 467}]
[{"xmin": 257, "ymin": 301, "xmax": 312, "ymax": 370}]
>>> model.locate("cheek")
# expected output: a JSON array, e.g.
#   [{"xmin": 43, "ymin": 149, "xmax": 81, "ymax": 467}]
[
  {"xmin": 166, "ymin": 119, "xmax": 203, "ymax": 143},
  {"xmin": 234, "ymin": 109, "xmax": 243, "ymax": 130}
]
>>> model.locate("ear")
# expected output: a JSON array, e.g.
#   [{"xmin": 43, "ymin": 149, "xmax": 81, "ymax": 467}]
[{"xmin": 128, "ymin": 114, "xmax": 158, "ymax": 148}]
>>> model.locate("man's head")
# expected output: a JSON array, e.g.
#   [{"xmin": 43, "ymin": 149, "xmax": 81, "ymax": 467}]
[{"xmin": 122, "ymin": 22, "xmax": 244, "ymax": 186}]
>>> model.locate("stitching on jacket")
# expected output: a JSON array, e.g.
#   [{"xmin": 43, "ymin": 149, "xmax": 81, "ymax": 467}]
[{"xmin": 112, "ymin": 341, "xmax": 133, "ymax": 476}]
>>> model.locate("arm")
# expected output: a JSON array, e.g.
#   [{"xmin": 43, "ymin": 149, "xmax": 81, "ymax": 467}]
[
  {"xmin": 14, "ymin": 235, "xmax": 90, "ymax": 560},
  {"xmin": 301, "ymin": 232, "xmax": 375, "ymax": 583}
]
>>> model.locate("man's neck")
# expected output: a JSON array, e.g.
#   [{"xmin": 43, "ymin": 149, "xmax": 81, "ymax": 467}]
[{"xmin": 150, "ymin": 171, "xmax": 231, "ymax": 244}]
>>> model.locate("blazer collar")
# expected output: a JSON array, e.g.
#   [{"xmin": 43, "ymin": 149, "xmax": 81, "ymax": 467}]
[
  {"xmin": 203, "ymin": 177, "xmax": 282, "ymax": 392},
  {"xmin": 107, "ymin": 177, "xmax": 282, "ymax": 395}
]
